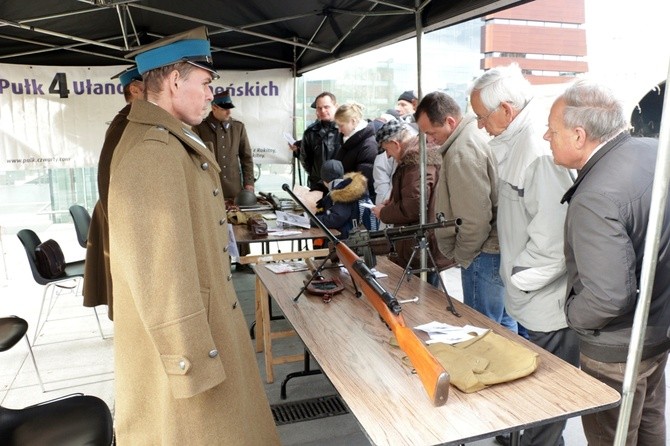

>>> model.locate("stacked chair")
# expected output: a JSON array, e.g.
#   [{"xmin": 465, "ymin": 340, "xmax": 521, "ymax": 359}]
[{"xmin": 1, "ymin": 316, "xmax": 113, "ymax": 445}]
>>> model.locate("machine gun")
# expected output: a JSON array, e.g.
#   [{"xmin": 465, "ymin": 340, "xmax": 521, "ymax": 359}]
[
  {"xmin": 344, "ymin": 215, "xmax": 462, "ymax": 267},
  {"xmin": 343, "ymin": 215, "xmax": 462, "ymax": 316},
  {"xmin": 282, "ymin": 183, "xmax": 450, "ymax": 406}
]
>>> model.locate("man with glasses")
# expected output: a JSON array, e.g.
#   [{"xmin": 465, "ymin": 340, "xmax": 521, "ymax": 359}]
[
  {"xmin": 415, "ymin": 91, "xmax": 519, "ymax": 334},
  {"xmin": 547, "ymin": 80, "xmax": 670, "ymax": 446},
  {"xmin": 469, "ymin": 63, "xmax": 576, "ymax": 446}
]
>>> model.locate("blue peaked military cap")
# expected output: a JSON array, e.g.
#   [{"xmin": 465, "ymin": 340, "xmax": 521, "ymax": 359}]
[
  {"xmin": 212, "ymin": 91, "xmax": 235, "ymax": 109},
  {"xmin": 126, "ymin": 26, "xmax": 219, "ymax": 79},
  {"xmin": 112, "ymin": 66, "xmax": 142, "ymax": 87}
]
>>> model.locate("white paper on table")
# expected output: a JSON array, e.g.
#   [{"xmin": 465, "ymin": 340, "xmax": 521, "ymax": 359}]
[
  {"xmin": 227, "ymin": 224, "xmax": 240, "ymax": 260},
  {"xmin": 271, "ymin": 230, "xmax": 303, "ymax": 237},
  {"xmin": 275, "ymin": 210, "xmax": 311, "ymax": 229},
  {"xmin": 415, "ymin": 321, "xmax": 489, "ymax": 345}
]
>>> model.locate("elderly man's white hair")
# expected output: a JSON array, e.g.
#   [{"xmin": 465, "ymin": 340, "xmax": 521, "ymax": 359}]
[
  {"xmin": 470, "ymin": 63, "xmax": 533, "ymax": 112},
  {"xmin": 560, "ymin": 79, "xmax": 628, "ymax": 143}
]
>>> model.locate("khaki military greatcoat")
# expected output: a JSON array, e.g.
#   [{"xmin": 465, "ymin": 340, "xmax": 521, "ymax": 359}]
[{"xmin": 108, "ymin": 99, "xmax": 279, "ymax": 445}]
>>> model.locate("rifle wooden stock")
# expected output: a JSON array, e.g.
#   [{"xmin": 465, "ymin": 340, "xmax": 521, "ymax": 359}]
[
  {"xmin": 281, "ymin": 183, "xmax": 450, "ymax": 406},
  {"xmin": 336, "ymin": 243, "xmax": 450, "ymax": 406}
]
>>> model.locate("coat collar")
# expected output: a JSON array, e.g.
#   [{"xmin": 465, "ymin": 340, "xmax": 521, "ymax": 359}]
[
  {"xmin": 204, "ymin": 112, "xmax": 231, "ymax": 132},
  {"xmin": 128, "ymin": 99, "xmax": 219, "ymax": 171},
  {"xmin": 561, "ymin": 131, "xmax": 631, "ymax": 204},
  {"xmin": 439, "ymin": 114, "xmax": 476, "ymax": 155}
]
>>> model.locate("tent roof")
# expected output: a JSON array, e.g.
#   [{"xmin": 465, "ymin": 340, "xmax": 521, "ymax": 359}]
[{"xmin": 0, "ymin": 0, "xmax": 529, "ymax": 75}]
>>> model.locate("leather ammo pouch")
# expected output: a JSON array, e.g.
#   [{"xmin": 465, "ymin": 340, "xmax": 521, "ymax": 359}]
[{"xmin": 247, "ymin": 217, "xmax": 268, "ymax": 238}]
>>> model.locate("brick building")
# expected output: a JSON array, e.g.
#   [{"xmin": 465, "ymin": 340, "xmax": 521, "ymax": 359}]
[{"xmin": 481, "ymin": 0, "xmax": 588, "ymax": 84}]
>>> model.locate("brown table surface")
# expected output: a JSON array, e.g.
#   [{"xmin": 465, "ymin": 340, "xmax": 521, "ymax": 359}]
[
  {"xmin": 254, "ymin": 257, "xmax": 620, "ymax": 446},
  {"xmin": 231, "ymin": 220, "xmax": 336, "ymax": 244}
]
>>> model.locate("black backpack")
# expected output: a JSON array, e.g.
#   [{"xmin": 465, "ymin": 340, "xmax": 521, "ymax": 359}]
[{"xmin": 35, "ymin": 239, "xmax": 66, "ymax": 279}]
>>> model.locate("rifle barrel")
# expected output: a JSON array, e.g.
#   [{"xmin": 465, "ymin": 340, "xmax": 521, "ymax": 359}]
[{"xmin": 367, "ymin": 218, "xmax": 462, "ymax": 239}]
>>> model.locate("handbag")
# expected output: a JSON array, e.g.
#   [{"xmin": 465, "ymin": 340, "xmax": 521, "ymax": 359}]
[{"xmin": 35, "ymin": 239, "xmax": 66, "ymax": 279}]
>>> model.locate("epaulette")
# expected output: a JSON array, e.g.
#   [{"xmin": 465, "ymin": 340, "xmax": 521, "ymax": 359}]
[{"xmin": 143, "ymin": 126, "xmax": 171, "ymax": 145}]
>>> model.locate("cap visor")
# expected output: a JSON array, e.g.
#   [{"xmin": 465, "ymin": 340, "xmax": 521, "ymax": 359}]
[{"xmin": 186, "ymin": 60, "xmax": 219, "ymax": 79}]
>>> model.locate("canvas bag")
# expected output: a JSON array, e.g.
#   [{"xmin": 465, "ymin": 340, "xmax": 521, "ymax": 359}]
[{"xmin": 35, "ymin": 239, "xmax": 66, "ymax": 279}]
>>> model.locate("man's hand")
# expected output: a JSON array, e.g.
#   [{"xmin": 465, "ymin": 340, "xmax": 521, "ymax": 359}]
[
  {"xmin": 244, "ymin": 185, "xmax": 255, "ymax": 192},
  {"xmin": 372, "ymin": 204, "xmax": 384, "ymax": 219}
]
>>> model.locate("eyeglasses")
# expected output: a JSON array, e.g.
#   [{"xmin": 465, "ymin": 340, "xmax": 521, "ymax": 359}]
[{"xmin": 476, "ymin": 104, "xmax": 500, "ymax": 124}]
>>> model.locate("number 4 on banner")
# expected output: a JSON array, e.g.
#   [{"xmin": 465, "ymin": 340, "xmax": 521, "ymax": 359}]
[{"xmin": 49, "ymin": 72, "xmax": 70, "ymax": 98}]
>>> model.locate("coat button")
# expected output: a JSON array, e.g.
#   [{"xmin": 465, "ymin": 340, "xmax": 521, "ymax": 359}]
[
  {"xmin": 213, "ymin": 188, "xmax": 220, "ymax": 196},
  {"xmin": 208, "ymin": 349, "xmax": 219, "ymax": 358},
  {"xmin": 223, "ymin": 246, "xmax": 228, "ymax": 252},
  {"xmin": 232, "ymin": 302, "xmax": 238, "ymax": 309},
  {"xmin": 179, "ymin": 360, "xmax": 186, "ymax": 370},
  {"xmin": 220, "ymin": 218, "xmax": 226, "ymax": 225},
  {"xmin": 201, "ymin": 162, "xmax": 209, "ymax": 170},
  {"xmin": 227, "ymin": 274, "xmax": 232, "ymax": 281}
]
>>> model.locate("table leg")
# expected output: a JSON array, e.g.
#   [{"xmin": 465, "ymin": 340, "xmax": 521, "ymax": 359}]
[
  {"xmin": 259, "ymin": 278, "xmax": 275, "ymax": 383},
  {"xmin": 255, "ymin": 275, "xmax": 264, "ymax": 353}
]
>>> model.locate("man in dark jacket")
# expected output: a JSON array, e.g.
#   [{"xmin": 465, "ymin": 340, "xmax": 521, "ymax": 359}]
[
  {"xmin": 298, "ymin": 92, "xmax": 341, "ymax": 195},
  {"xmin": 547, "ymin": 79, "xmax": 670, "ymax": 446},
  {"xmin": 83, "ymin": 65, "xmax": 144, "ymax": 319}
]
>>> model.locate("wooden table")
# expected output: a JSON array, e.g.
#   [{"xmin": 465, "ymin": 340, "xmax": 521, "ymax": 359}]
[
  {"xmin": 254, "ymin": 257, "xmax": 621, "ymax": 446},
  {"xmin": 230, "ymin": 220, "xmax": 337, "ymax": 382},
  {"xmin": 231, "ymin": 221, "xmax": 332, "ymax": 254}
]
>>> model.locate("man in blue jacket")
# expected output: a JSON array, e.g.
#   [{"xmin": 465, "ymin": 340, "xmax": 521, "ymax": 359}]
[{"xmin": 547, "ymin": 79, "xmax": 670, "ymax": 446}]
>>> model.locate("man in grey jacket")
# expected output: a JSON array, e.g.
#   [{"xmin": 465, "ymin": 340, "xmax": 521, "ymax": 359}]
[
  {"xmin": 470, "ymin": 64, "xmax": 577, "ymax": 446},
  {"xmin": 547, "ymin": 79, "xmax": 670, "ymax": 446},
  {"xmin": 415, "ymin": 91, "xmax": 519, "ymax": 333}
]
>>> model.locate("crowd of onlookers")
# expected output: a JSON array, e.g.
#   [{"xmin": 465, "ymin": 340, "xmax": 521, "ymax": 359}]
[{"xmin": 290, "ymin": 63, "xmax": 670, "ymax": 446}]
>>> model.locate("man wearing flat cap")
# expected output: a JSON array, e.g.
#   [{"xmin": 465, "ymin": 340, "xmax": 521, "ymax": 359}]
[
  {"xmin": 372, "ymin": 119, "xmax": 453, "ymax": 286},
  {"xmin": 107, "ymin": 26, "xmax": 279, "ymax": 445}
]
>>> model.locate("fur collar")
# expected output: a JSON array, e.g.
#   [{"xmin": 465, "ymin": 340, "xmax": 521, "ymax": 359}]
[
  {"xmin": 398, "ymin": 139, "xmax": 442, "ymax": 168},
  {"xmin": 329, "ymin": 171, "xmax": 369, "ymax": 203}
]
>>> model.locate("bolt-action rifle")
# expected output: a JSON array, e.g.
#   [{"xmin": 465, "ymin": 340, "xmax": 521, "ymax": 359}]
[{"xmin": 282, "ymin": 184, "xmax": 450, "ymax": 406}]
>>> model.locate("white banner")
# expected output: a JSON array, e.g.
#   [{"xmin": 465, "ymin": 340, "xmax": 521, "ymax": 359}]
[{"xmin": 0, "ymin": 64, "xmax": 294, "ymax": 170}]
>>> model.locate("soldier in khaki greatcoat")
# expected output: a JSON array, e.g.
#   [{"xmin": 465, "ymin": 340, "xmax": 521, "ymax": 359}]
[
  {"xmin": 108, "ymin": 27, "xmax": 279, "ymax": 445},
  {"xmin": 83, "ymin": 66, "xmax": 144, "ymax": 319}
]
